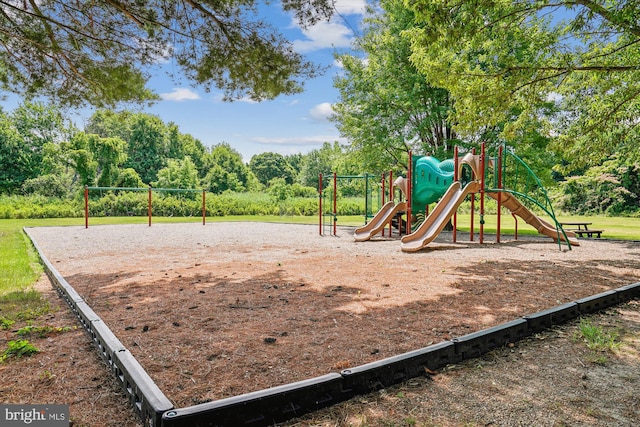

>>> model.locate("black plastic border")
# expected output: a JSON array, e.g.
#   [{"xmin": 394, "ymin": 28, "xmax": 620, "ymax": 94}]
[
  {"xmin": 25, "ymin": 229, "xmax": 174, "ymax": 427},
  {"xmin": 24, "ymin": 228, "xmax": 640, "ymax": 427}
]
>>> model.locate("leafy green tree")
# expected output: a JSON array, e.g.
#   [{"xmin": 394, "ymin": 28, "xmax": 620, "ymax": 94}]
[
  {"xmin": 249, "ymin": 152, "xmax": 296, "ymax": 186},
  {"xmin": 61, "ymin": 133, "xmax": 98, "ymax": 187},
  {"xmin": 115, "ymin": 168, "xmax": 144, "ymax": 189},
  {"xmin": 154, "ymin": 157, "xmax": 199, "ymax": 190},
  {"xmin": 0, "ymin": 112, "xmax": 29, "ymax": 193},
  {"xmin": 0, "ymin": 102, "xmax": 75, "ymax": 193},
  {"xmin": 333, "ymin": 0, "xmax": 457, "ymax": 172},
  {"xmin": 204, "ymin": 143, "xmax": 250, "ymax": 185},
  {"xmin": 406, "ymin": 0, "xmax": 640, "ymax": 170},
  {"xmin": 558, "ymin": 154, "xmax": 640, "ymax": 215},
  {"xmin": 0, "ymin": 1, "xmax": 334, "ymax": 107},
  {"xmin": 125, "ymin": 114, "xmax": 167, "ymax": 185},
  {"xmin": 297, "ymin": 142, "xmax": 346, "ymax": 188},
  {"xmin": 203, "ymin": 165, "xmax": 243, "ymax": 194},
  {"xmin": 90, "ymin": 136, "xmax": 127, "ymax": 187},
  {"xmin": 85, "ymin": 110, "xmax": 133, "ymax": 142},
  {"xmin": 268, "ymin": 177, "xmax": 293, "ymax": 201}
]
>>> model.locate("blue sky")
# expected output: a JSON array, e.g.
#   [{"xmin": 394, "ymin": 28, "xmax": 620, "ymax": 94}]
[{"xmin": 145, "ymin": 1, "xmax": 368, "ymax": 162}]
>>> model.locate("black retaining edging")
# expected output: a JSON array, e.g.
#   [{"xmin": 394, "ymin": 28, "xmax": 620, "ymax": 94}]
[
  {"xmin": 24, "ymin": 228, "xmax": 640, "ymax": 427},
  {"xmin": 25, "ymin": 229, "xmax": 174, "ymax": 427}
]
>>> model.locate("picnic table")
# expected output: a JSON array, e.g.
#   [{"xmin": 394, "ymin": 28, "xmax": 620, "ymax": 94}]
[{"xmin": 560, "ymin": 221, "xmax": 604, "ymax": 238}]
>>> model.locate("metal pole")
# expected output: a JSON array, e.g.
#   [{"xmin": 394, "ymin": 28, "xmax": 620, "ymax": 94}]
[
  {"xmin": 148, "ymin": 187, "xmax": 152, "ymax": 227},
  {"xmin": 333, "ymin": 172, "xmax": 337, "ymax": 236},
  {"xmin": 84, "ymin": 186, "xmax": 89, "ymax": 229},
  {"xmin": 470, "ymin": 147, "xmax": 476, "ymax": 241},
  {"xmin": 318, "ymin": 173, "xmax": 323, "ymax": 236},
  {"xmin": 453, "ymin": 146, "xmax": 458, "ymax": 243},
  {"xmin": 202, "ymin": 189, "xmax": 206, "ymax": 225},
  {"xmin": 407, "ymin": 151, "xmax": 412, "ymax": 234},
  {"xmin": 496, "ymin": 145, "xmax": 503, "ymax": 243},
  {"xmin": 381, "ymin": 172, "xmax": 386, "ymax": 236},
  {"xmin": 480, "ymin": 143, "xmax": 486, "ymax": 244},
  {"xmin": 389, "ymin": 170, "xmax": 394, "ymax": 237}
]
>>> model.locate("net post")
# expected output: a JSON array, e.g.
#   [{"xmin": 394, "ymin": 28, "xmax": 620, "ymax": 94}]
[{"xmin": 84, "ymin": 186, "xmax": 89, "ymax": 229}]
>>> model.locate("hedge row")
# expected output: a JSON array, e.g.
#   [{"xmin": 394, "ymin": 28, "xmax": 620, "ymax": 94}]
[{"xmin": 0, "ymin": 192, "xmax": 371, "ymax": 219}]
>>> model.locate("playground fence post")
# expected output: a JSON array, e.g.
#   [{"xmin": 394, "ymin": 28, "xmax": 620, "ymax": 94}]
[
  {"xmin": 148, "ymin": 187, "xmax": 152, "ymax": 227},
  {"xmin": 333, "ymin": 172, "xmax": 337, "ymax": 236},
  {"xmin": 318, "ymin": 173, "xmax": 323, "ymax": 236},
  {"xmin": 202, "ymin": 189, "xmax": 206, "ymax": 226},
  {"xmin": 84, "ymin": 186, "xmax": 89, "ymax": 229}
]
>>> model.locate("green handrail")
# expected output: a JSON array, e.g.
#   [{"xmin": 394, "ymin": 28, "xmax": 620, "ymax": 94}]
[{"xmin": 486, "ymin": 145, "xmax": 571, "ymax": 250}]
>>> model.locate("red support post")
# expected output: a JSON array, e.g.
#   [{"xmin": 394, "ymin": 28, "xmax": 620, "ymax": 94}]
[
  {"xmin": 470, "ymin": 147, "xmax": 476, "ymax": 241},
  {"xmin": 148, "ymin": 187, "xmax": 152, "ymax": 227},
  {"xmin": 318, "ymin": 173, "xmax": 323, "ymax": 236},
  {"xmin": 381, "ymin": 172, "xmax": 386, "ymax": 237},
  {"xmin": 202, "ymin": 189, "xmax": 206, "ymax": 225},
  {"xmin": 453, "ymin": 146, "xmax": 459, "ymax": 243},
  {"xmin": 496, "ymin": 145, "xmax": 503, "ymax": 243},
  {"xmin": 388, "ymin": 170, "xmax": 394, "ymax": 236},
  {"xmin": 479, "ymin": 143, "xmax": 486, "ymax": 244},
  {"xmin": 84, "ymin": 186, "xmax": 89, "ymax": 229},
  {"xmin": 407, "ymin": 151, "xmax": 412, "ymax": 235}
]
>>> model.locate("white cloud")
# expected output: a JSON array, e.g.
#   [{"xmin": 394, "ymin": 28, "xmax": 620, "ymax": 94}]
[
  {"xmin": 333, "ymin": 0, "xmax": 368, "ymax": 15},
  {"xmin": 251, "ymin": 135, "xmax": 341, "ymax": 146},
  {"xmin": 309, "ymin": 102, "xmax": 334, "ymax": 121},
  {"xmin": 290, "ymin": 0, "xmax": 367, "ymax": 53},
  {"xmin": 160, "ymin": 88, "xmax": 200, "ymax": 101},
  {"xmin": 293, "ymin": 20, "xmax": 354, "ymax": 52}
]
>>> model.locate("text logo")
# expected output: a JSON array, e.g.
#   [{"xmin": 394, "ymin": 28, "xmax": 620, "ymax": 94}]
[{"xmin": 1, "ymin": 405, "xmax": 68, "ymax": 426}]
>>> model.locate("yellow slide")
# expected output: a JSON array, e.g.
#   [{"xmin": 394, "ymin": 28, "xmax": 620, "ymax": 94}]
[
  {"xmin": 400, "ymin": 181, "xmax": 481, "ymax": 252},
  {"xmin": 354, "ymin": 201, "xmax": 407, "ymax": 242},
  {"xmin": 487, "ymin": 192, "xmax": 579, "ymax": 247}
]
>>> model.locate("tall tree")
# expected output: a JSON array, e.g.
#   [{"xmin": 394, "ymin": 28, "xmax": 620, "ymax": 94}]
[
  {"xmin": 124, "ymin": 114, "xmax": 167, "ymax": 185},
  {"xmin": 202, "ymin": 142, "xmax": 252, "ymax": 193},
  {"xmin": 249, "ymin": 152, "xmax": 296, "ymax": 186},
  {"xmin": 406, "ymin": 0, "xmax": 640, "ymax": 170},
  {"xmin": 332, "ymin": 0, "xmax": 457, "ymax": 173},
  {"xmin": 0, "ymin": 1, "xmax": 334, "ymax": 107}
]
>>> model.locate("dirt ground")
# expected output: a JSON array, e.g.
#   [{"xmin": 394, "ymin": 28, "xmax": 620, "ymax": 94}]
[{"xmin": 4, "ymin": 222, "xmax": 640, "ymax": 426}]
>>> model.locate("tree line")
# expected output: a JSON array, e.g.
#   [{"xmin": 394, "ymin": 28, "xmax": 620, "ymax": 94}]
[{"xmin": 0, "ymin": 101, "xmax": 364, "ymax": 199}]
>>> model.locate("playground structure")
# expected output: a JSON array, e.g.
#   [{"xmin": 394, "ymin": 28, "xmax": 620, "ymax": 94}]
[{"xmin": 355, "ymin": 143, "xmax": 579, "ymax": 251}]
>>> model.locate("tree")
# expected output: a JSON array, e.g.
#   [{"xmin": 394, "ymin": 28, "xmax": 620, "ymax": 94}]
[
  {"xmin": 89, "ymin": 136, "xmax": 127, "ymax": 187},
  {"xmin": 0, "ymin": 111, "xmax": 28, "ymax": 193},
  {"xmin": 249, "ymin": 152, "xmax": 296, "ymax": 186},
  {"xmin": 297, "ymin": 141, "xmax": 344, "ymax": 187},
  {"xmin": 332, "ymin": 0, "xmax": 457, "ymax": 173},
  {"xmin": 154, "ymin": 157, "xmax": 199, "ymax": 190},
  {"xmin": 125, "ymin": 114, "xmax": 167, "ymax": 185},
  {"xmin": 0, "ymin": 102, "xmax": 75, "ymax": 193},
  {"xmin": 0, "ymin": 1, "xmax": 334, "ymax": 107},
  {"xmin": 406, "ymin": 0, "xmax": 640, "ymax": 169}
]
